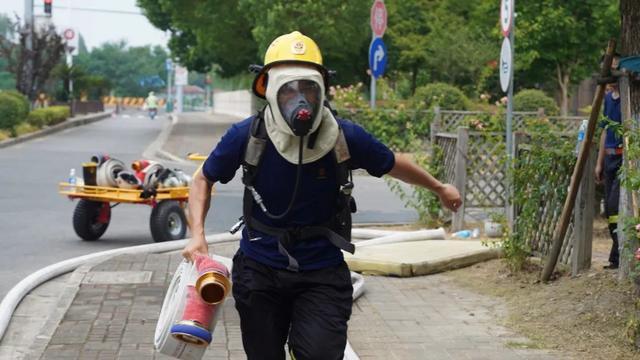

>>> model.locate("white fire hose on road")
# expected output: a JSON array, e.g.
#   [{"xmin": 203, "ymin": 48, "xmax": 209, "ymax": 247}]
[{"xmin": 0, "ymin": 228, "xmax": 444, "ymax": 359}]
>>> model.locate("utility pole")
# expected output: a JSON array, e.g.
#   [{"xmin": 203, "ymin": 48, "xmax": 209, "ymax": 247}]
[
  {"xmin": 24, "ymin": 0, "xmax": 34, "ymax": 99},
  {"xmin": 67, "ymin": 0, "xmax": 73, "ymax": 98}
]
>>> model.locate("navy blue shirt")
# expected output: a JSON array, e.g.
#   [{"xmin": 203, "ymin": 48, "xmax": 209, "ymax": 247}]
[
  {"xmin": 600, "ymin": 91, "xmax": 622, "ymax": 149},
  {"xmin": 202, "ymin": 116, "xmax": 395, "ymax": 270}
]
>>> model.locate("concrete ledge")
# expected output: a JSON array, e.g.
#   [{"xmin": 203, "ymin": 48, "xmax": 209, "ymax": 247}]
[
  {"xmin": 345, "ymin": 240, "xmax": 502, "ymax": 277},
  {"xmin": 0, "ymin": 111, "xmax": 113, "ymax": 149}
]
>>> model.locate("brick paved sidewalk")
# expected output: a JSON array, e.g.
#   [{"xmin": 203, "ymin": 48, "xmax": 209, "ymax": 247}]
[{"xmin": 36, "ymin": 241, "xmax": 564, "ymax": 360}]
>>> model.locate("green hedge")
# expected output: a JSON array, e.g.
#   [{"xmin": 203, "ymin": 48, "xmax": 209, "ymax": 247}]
[
  {"xmin": 0, "ymin": 92, "xmax": 26, "ymax": 131},
  {"xmin": 3, "ymin": 90, "xmax": 30, "ymax": 118},
  {"xmin": 410, "ymin": 82, "xmax": 470, "ymax": 110},
  {"xmin": 513, "ymin": 89, "xmax": 559, "ymax": 115},
  {"xmin": 27, "ymin": 106, "xmax": 71, "ymax": 128}
]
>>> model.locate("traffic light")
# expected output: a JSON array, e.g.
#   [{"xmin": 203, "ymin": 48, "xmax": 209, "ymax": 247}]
[{"xmin": 44, "ymin": 0, "xmax": 52, "ymax": 16}]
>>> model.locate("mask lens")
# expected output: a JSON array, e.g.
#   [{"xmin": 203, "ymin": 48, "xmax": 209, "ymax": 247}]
[
  {"xmin": 277, "ymin": 80, "xmax": 320, "ymax": 116},
  {"xmin": 276, "ymin": 80, "xmax": 321, "ymax": 136}
]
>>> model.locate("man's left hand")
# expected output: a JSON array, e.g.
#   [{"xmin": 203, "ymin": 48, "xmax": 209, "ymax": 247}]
[{"xmin": 437, "ymin": 184, "xmax": 462, "ymax": 212}]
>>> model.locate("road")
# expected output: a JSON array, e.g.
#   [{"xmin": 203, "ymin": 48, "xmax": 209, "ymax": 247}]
[
  {"xmin": 0, "ymin": 110, "xmax": 190, "ymax": 299},
  {"xmin": 0, "ymin": 109, "xmax": 417, "ymax": 300}
]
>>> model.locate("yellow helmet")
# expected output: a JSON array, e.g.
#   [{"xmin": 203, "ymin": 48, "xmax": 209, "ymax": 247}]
[{"xmin": 252, "ymin": 31, "xmax": 329, "ymax": 98}]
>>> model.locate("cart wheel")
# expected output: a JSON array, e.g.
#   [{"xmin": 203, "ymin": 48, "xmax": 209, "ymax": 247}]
[
  {"xmin": 150, "ymin": 200, "xmax": 187, "ymax": 242},
  {"xmin": 73, "ymin": 200, "xmax": 110, "ymax": 241}
]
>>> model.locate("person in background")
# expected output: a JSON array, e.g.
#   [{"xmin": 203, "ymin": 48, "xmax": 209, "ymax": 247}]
[
  {"xmin": 144, "ymin": 91, "xmax": 158, "ymax": 120},
  {"xmin": 595, "ymin": 53, "xmax": 621, "ymax": 269}
]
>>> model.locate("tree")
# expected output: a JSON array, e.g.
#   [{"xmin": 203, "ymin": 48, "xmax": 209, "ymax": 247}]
[
  {"xmin": 138, "ymin": 0, "xmax": 257, "ymax": 76},
  {"xmin": 0, "ymin": 13, "xmax": 15, "ymax": 89},
  {"xmin": 0, "ymin": 17, "xmax": 64, "ymax": 99},
  {"xmin": 516, "ymin": 0, "xmax": 618, "ymax": 115},
  {"xmin": 137, "ymin": 0, "xmax": 371, "ymax": 85},
  {"xmin": 239, "ymin": 0, "xmax": 371, "ymax": 85},
  {"xmin": 621, "ymin": 0, "xmax": 640, "ymax": 117},
  {"xmin": 384, "ymin": 0, "xmax": 498, "ymax": 97},
  {"xmin": 75, "ymin": 41, "xmax": 168, "ymax": 97}
]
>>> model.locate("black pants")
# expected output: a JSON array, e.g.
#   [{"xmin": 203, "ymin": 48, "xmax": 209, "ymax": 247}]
[
  {"xmin": 231, "ymin": 251, "xmax": 353, "ymax": 360},
  {"xmin": 604, "ymin": 154, "xmax": 622, "ymax": 265}
]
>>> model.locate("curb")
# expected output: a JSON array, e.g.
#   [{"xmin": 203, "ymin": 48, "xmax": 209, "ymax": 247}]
[
  {"xmin": 27, "ymin": 263, "xmax": 96, "ymax": 360},
  {"xmin": 0, "ymin": 111, "xmax": 114, "ymax": 150},
  {"xmin": 22, "ymin": 234, "xmax": 238, "ymax": 360},
  {"xmin": 141, "ymin": 114, "xmax": 191, "ymax": 165}
]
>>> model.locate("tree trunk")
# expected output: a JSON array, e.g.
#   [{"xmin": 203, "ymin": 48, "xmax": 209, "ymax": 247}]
[
  {"xmin": 556, "ymin": 64, "xmax": 571, "ymax": 116},
  {"xmin": 621, "ymin": 0, "xmax": 640, "ymax": 348},
  {"xmin": 411, "ymin": 64, "xmax": 418, "ymax": 96},
  {"xmin": 621, "ymin": 0, "xmax": 640, "ymax": 116}
]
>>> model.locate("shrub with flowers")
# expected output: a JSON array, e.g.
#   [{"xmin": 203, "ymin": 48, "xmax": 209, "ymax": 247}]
[{"xmin": 329, "ymin": 80, "xmax": 433, "ymax": 152}]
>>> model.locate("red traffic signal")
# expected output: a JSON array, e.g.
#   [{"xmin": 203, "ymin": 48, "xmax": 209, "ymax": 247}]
[{"xmin": 44, "ymin": 0, "xmax": 52, "ymax": 16}]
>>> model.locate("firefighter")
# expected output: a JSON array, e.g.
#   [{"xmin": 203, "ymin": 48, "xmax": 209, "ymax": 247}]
[{"xmin": 182, "ymin": 31, "xmax": 461, "ymax": 359}]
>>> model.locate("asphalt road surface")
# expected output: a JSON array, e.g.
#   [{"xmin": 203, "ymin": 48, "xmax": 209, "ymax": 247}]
[{"xmin": 0, "ymin": 110, "xmax": 199, "ymax": 299}]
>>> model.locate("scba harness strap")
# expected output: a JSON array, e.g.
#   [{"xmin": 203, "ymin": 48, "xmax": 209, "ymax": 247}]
[{"xmin": 240, "ymin": 107, "xmax": 356, "ymax": 271}]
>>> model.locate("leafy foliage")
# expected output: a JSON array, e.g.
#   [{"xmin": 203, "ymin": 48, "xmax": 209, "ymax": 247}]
[
  {"xmin": 0, "ymin": 18, "xmax": 65, "ymax": 99},
  {"xmin": 330, "ymin": 81, "xmax": 431, "ymax": 152},
  {"xmin": 411, "ymin": 82, "xmax": 470, "ymax": 110},
  {"xmin": 387, "ymin": 150, "xmax": 444, "ymax": 226},
  {"xmin": 27, "ymin": 106, "xmax": 70, "ymax": 128},
  {"xmin": 513, "ymin": 89, "xmax": 559, "ymax": 115},
  {"xmin": 515, "ymin": 0, "xmax": 618, "ymax": 114},
  {"xmin": 0, "ymin": 91, "xmax": 25, "ymax": 132},
  {"xmin": 13, "ymin": 122, "xmax": 37, "ymax": 137},
  {"xmin": 507, "ymin": 121, "xmax": 576, "ymax": 271},
  {"xmin": 75, "ymin": 42, "xmax": 167, "ymax": 97}
]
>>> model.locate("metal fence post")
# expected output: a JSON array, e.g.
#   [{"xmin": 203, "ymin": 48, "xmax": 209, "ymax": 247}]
[
  {"xmin": 572, "ymin": 146, "xmax": 595, "ymax": 275},
  {"xmin": 508, "ymin": 132, "xmax": 524, "ymax": 232},
  {"xmin": 452, "ymin": 127, "xmax": 469, "ymax": 231}
]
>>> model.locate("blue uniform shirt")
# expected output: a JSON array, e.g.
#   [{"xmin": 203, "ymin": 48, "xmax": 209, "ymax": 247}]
[
  {"xmin": 202, "ymin": 116, "xmax": 395, "ymax": 271},
  {"xmin": 600, "ymin": 91, "xmax": 622, "ymax": 149}
]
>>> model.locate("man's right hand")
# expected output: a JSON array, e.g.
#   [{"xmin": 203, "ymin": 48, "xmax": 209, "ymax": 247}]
[
  {"xmin": 181, "ymin": 237, "xmax": 209, "ymax": 262},
  {"xmin": 595, "ymin": 163, "xmax": 604, "ymax": 184}
]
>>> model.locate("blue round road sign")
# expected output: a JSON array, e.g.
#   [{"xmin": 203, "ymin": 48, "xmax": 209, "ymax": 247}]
[{"xmin": 369, "ymin": 37, "xmax": 387, "ymax": 79}]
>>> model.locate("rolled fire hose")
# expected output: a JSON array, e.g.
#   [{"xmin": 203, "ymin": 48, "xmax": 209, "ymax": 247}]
[
  {"xmin": 155, "ymin": 258, "xmax": 366, "ymax": 360},
  {"xmin": 143, "ymin": 162, "xmax": 165, "ymax": 189},
  {"xmin": 96, "ymin": 158, "xmax": 125, "ymax": 187},
  {"xmin": 116, "ymin": 170, "xmax": 142, "ymax": 189},
  {"xmin": 154, "ymin": 256, "xmax": 231, "ymax": 360}
]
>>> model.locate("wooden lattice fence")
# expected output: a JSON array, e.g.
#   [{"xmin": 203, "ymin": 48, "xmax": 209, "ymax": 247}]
[
  {"xmin": 431, "ymin": 107, "xmax": 584, "ymax": 135},
  {"xmin": 433, "ymin": 129, "xmax": 595, "ymax": 272}
]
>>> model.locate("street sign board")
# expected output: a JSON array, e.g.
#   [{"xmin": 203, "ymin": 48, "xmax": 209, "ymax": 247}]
[
  {"xmin": 369, "ymin": 37, "xmax": 387, "ymax": 79},
  {"xmin": 174, "ymin": 65, "xmax": 188, "ymax": 86},
  {"xmin": 165, "ymin": 58, "xmax": 173, "ymax": 72},
  {"xmin": 500, "ymin": 37, "xmax": 512, "ymax": 92},
  {"xmin": 370, "ymin": 0, "xmax": 387, "ymax": 38},
  {"xmin": 500, "ymin": 0, "xmax": 514, "ymax": 37},
  {"xmin": 62, "ymin": 27, "xmax": 79, "ymax": 56}
]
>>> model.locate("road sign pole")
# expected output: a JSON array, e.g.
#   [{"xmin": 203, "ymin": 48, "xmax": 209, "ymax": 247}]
[
  {"xmin": 370, "ymin": 74, "xmax": 376, "ymax": 109},
  {"xmin": 369, "ymin": 0, "xmax": 387, "ymax": 110},
  {"xmin": 506, "ymin": 15, "xmax": 515, "ymax": 161}
]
